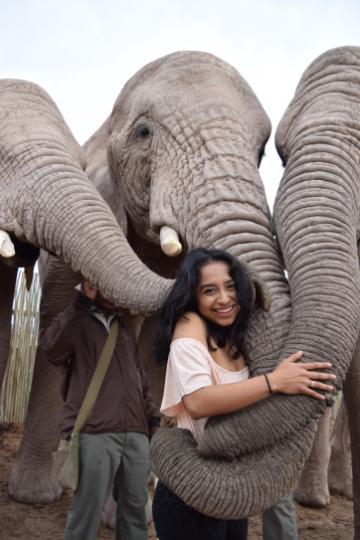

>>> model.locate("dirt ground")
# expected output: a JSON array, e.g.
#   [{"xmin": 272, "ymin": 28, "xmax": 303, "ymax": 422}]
[{"xmin": 0, "ymin": 424, "xmax": 354, "ymax": 540}]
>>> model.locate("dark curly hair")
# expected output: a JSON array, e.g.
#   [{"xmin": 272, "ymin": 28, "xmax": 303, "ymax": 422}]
[{"xmin": 155, "ymin": 248, "xmax": 256, "ymax": 363}]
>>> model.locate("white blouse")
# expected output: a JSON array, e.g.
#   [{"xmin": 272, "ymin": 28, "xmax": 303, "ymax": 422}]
[{"xmin": 160, "ymin": 337, "xmax": 249, "ymax": 442}]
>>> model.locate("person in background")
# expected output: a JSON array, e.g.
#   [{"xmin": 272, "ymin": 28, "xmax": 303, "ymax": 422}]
[
  {"xmin": 152, "ymin": 248, "xmax": 336, "ymax": 540},
  {"xmin": 40, "ymin": 280, "xmax": 159, "ymax": 540}
]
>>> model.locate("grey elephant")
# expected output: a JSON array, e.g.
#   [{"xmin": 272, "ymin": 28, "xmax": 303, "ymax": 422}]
[
  {"xmin": 0, "ymin": 79, "xmax": 171, "ymax": 384},
  {"xmin": 8, "ymin": 51, "xmax": 297, "ymax": 511},
  {"xmin": 273, "ymin": 46, "xmax": 360, "ymax": 536},
  {"xmin": 0, "ymin": 79, "xmax": 171, "ymax": 501}
]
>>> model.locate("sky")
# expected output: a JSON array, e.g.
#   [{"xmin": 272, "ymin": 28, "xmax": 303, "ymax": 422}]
[{"xmin": 2, "ymin": 0, "xmax": 360, "ymax": 207}]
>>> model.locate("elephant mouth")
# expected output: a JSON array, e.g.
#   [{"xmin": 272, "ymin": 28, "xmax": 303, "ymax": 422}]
[
  {"xmin": 131, "ymin": 217, "xmax": 185, "ymax": 257},
  {"xmin": 126, "ymin": 218, "xmax": 187, "ymax": 279}
]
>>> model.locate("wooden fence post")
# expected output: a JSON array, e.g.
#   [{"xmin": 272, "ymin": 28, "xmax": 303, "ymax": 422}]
[{"xmin": 0, "ymin": 270, "xmax": 41, "ymax": 423}]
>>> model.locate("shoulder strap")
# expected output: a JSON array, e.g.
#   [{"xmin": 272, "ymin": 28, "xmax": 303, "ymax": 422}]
[{"xmin": 73, "ymin": 319, "xmax": 119, "ymax": 433}]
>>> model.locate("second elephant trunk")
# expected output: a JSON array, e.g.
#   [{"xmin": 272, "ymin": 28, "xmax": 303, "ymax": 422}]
[{"xmin": 152, "ymin": 178, "xmax": 309, "ymax": 517}]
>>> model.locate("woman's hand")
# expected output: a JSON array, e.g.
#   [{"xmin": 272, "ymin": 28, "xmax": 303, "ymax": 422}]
[
  {"xmin": 81, "ymin": 280, "xmax": 97, "ymax": 301},
  {"xmin": 267, "ymin": 351, "xmax": 336, "ymax": 400}
]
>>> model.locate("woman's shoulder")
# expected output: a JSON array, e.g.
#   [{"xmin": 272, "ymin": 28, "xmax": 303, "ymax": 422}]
[{"xmin": 172, "ymin": 312, "xmax": 207, "ymax": 345}]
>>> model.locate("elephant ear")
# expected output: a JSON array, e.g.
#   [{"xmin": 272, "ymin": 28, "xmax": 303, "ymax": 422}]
[
  {"xmin": 82, "ymin": 119, "xmax": 128, "ymax": 234},
  {"xmin": 249, "ymin": 271, "xmax": 271, "ymax": 312}
]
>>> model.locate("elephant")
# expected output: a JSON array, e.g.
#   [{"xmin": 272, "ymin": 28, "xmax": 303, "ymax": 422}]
[
  {"xmin": 0, "ymin": 78, "xmax": 172, "ymax": 501},
  {"xmin": 273, "ymin": 46, "xmax": 360, "ymax": 537},
  {"xmin": 7, "ymin": 51, "xmax": 297, "ymax": 509},
  {"xmin": 0, "ymin": 78, "xmax": 172, "ymax": 387}
]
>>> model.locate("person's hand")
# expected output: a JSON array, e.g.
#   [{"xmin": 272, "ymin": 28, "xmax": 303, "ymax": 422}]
[
  {"xmin": 81, "ymin": 280, "xmax": 97, "ymax": 300},
  {"xmin": 268, "ymin": 351, "xmax": 336, "ymax": 400}
]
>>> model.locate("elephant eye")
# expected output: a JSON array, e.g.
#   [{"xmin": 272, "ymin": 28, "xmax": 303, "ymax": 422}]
[{"xmin": 135, "ymin": 123, "xmax": 152, "ymax": 140}]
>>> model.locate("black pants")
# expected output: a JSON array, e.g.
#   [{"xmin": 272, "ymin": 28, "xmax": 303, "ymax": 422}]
[{"xmin": 152, "ymin": 481, "xmax": 248, "ymax": 540}]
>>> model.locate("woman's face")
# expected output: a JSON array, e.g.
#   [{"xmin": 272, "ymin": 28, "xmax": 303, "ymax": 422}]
[{"xmin": 195, "ymin": 260, "xmax": 240, "ymax": 326}]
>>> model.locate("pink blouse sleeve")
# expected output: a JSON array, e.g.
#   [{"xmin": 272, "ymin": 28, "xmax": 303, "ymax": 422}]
[{"xmin": 160, "ymin": 338, "xmax": 213, "ymax": 416}]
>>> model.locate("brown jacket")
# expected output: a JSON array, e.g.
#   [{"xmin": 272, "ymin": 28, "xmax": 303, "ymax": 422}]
[{"xmin": 39, "ymin": 292, "xmax": 159, "ymax": 439}]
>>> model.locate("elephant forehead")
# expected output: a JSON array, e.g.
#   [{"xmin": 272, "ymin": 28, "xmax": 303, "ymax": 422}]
[
  {"xmin": 113, "ymin": 53, "xmax": 269, "ymax": 126},
  {"xmin": 125, "ymin": 80, "xmax": 262, "ymax": 119}
]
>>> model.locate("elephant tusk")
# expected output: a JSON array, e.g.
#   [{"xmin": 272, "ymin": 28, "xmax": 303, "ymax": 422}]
[
  {"xmin": 160, "ymin": 226, "xmax": 183, "ymax": 257},
  {"xmin": 0, "ymin": 230, "xmax": 16, "ymax": 257}
]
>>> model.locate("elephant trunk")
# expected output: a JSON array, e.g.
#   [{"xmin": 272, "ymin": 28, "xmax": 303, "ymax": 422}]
[
  {"xmin": 153, "ymin": 147, "xmax": 347, "ymax": 517},
  {"xmin": 0, "ymin": 80, "xmax": 171, "ymax": 314},
  {"xmin": 151, "ymin": 419, "xmax": 316, "ymax": 518},
  {"xmin": 22, "ymin": 161, "xmax": 171, "ymax": 313},
  {"xmin": 274, "ymin": 139, "xmax": 360, "ymax": 383},
  {"xmin": 152, "ymin": 164, "xmax": 311, "ymax": 517}
]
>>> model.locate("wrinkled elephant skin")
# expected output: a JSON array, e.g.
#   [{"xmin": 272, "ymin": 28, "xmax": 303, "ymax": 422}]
[{"xmin": 275, "ymin": 46, "xmax": 360, "ymax": 538}]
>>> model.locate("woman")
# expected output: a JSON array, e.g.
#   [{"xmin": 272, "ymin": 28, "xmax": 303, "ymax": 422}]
[{"xmin": 152, "ymin": 248, "xmax": 336, "ymax": 540}]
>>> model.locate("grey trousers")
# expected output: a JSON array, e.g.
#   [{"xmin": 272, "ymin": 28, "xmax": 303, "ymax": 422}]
[
  {"xmin": 262, "ymin": 492, "xmax": 298, "ymax": 540},
  {"xmin": 64, "ymin": 432, "xmax": 149, "ymax": 540}
]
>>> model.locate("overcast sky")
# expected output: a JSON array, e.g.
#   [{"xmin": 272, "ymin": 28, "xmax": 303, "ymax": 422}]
[{"xmin": 2, "ymin": 0, "xmax": 360, "ymax": 207}]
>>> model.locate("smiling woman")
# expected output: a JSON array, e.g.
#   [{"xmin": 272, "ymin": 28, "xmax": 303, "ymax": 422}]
[
  {"xmin": 151, "ymin": 247, "xmax": 336, "ymax": 540},
  {"xmin": 196, "ymin": 261, "xmax": 241, "ymax": 326}
]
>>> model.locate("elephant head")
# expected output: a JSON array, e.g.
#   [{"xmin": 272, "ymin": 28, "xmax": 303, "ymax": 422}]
[
  {"xmin": 85, "ymin": 51, "xmax": 289, "ymax": 303},
  {"xmin": 0, "ymin": 79, "xmax": 172, "ymax": 385},
  {"xmin": 85, "ymin": 52, "xmax": 308, "ymax": 517}
]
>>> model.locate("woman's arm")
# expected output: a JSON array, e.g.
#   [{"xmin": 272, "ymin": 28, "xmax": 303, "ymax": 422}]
[
  {"xmin": 174, "ymin": 312, "xmax": 336, "ymax": 420},
  {"xmin": 183, "ymin": 353, "xmax": 335, "ymax": 419}
]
